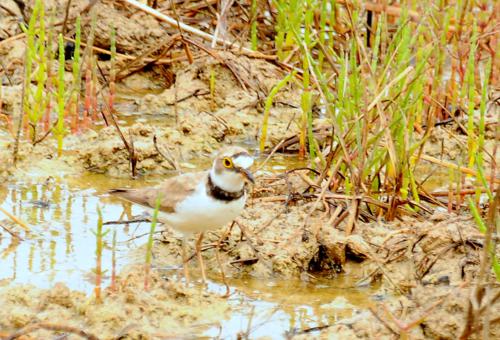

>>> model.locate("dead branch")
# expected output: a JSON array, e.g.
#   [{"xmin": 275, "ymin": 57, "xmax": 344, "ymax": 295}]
[
  {"xmin": 0, "ymin": 206, "xmax": 30, "ymax": 233},
  {"xmin": 103, "ymin": 218, "xmax": 151, "ymax": 226},
  {"xmin": 3, "ymin": 322, "xmax": 101, "ymax": 340},
  {"xmin": 0, "ymin": 224, "xmax": 24, "ymax": 240},
  {"xmin": 153, "ymin": 135, "xmax": 181, "ymax": 171},
  {"xmin": 121, "ymin": 0, "xmax": 275, "ymax": 59}
]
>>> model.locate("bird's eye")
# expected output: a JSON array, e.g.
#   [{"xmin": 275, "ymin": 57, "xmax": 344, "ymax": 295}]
[{"xmin": 223, "ymin": 157, "xmax": 233, "ymax": 168}]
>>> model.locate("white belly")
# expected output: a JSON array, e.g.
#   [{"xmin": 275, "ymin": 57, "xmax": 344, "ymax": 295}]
[{"xmin": 158, "ymin": 182, "xmax": 246, "ymax": 235}]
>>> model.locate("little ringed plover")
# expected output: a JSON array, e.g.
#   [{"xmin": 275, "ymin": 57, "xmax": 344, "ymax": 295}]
[{"xmin": 109, "ymin": 146, "xmax": 254, "ymax": 283}]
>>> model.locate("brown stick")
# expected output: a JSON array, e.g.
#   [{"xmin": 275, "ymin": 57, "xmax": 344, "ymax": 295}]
[
  {"xmin": 121, "ymin": 0, "xmax": 275, "ymax": 59},
  {"xmin": 421, "ymin": 154, "xmax": 500, "ymax": 184},
  {"xmin": 61, "ymin": 0, "xmax": 73, "ymax": 36},
  {"xmin": 368, "ymin": 305, "xmax": 399, "ymax": 336},
  {"xmin": 63, "ymin": 36, "xmax": 188, "ymax": 64},
  {"xmin": 0, "ymin": 224, "xmax": 24, "ymax": 240},
  {"xmin": 0, "ymin": 206, "xmax": 30, "ymax": 232},
  {"xmin": 153, "ymin": 135, "xmax": 181, "ymax": 171},
  {"xmin": 4, "ymin": 322, "xmax": 101, "ymax": 340},
  {"xmin": 428, "ymin": 188, "xmax": 490, "ymax": 197}
]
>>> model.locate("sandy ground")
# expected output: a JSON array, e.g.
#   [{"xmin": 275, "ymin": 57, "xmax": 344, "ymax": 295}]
[{"xmin": 0, "ymin": 265, "xmax": 229, "ymax": 339}]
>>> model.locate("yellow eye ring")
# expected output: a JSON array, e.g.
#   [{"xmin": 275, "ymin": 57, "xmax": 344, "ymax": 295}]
[{"xmin": 222, "ymin": 157, "xmax": 233, "ymax": 168}]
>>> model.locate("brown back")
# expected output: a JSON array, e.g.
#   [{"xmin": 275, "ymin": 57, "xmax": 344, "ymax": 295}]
[{"xmin": 109, "ymin": 171, "xmax": 207, "ymax": 213}]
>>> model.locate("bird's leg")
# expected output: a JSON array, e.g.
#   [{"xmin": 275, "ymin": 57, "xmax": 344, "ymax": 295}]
[
  {"xmin": 216, "ymin": 223, "xmax": 234, "ymax": 297},
  {"xmin": 182, "ymin": 236, "xmax": 190, "ymax": 285},
  {"xmin": 195, "ymin": 232, "xmax": 207, "ymax": 284}
]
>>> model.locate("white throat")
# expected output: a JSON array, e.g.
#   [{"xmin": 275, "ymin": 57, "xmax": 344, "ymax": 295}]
[{"xmin": 209, "ymin": 167, "xmax": 245, "ymax": 193}]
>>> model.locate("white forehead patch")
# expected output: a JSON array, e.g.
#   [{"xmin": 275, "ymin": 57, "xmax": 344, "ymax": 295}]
[{"xmin": 233, "ymin": 155, "xmax": 254, "ymax": 169}]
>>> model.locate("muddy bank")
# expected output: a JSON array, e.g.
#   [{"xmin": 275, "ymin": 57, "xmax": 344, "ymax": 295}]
[
  {"xmin": 1, "ymin": 0, "xmax": 166, "ymax": 54},
  {"xmin": 149, "ymin": 170, "xmax": 499, "ymax": 338},
  {"xmin": 1, "ymin": 107, "xmax": 498, "ymax": 339},
  {"xmin": 0, "ymin": 264, "xmax": 229, "ymax": 339},
  {"xmin": 0, "ymin": 47, "xmax": 300, "ymax": 178},
  {"xmin": 1, "ymin": 172, "xmax": 497, "ymax": 339}
]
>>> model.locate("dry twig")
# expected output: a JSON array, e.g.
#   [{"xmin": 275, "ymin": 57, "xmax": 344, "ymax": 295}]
[{"xmin": 4, "ymin": 322, "xmax": 100, "ymax": 340}]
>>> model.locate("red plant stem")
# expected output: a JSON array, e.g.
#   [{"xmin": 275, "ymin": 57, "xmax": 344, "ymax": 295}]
[
  {"xmin": 91, "ymin": 57, "xmax": 98, "ymax": 121},
  {"xmin": 490, "ymin": 137, "xmax": 498, "ymax": 194},
  {"xmin": 23, "ymin": 113, "xmax": 29, "ymax": 141},
  {"xmin": 144, "ymin": 264, "xmax": 150, "ymax": 291},
  {"xmin": 83, "ymin": 66, "xmax": 92, "ymax": 129},
  {"xmin": 43, "ymin": 96, "xmax": 51, "ymax": 133},
  {"xmin": 110, "ymin": 230, "xmax": 117, "ymax": 291},
  {"xmin": 448, "ymin": 187, "xmax": 453, "ymax": 213},
  {"xmin": 91, "ymin": 83, "xmax": 98, "ymax": 121},
  {"xmin": 456, "ymin": 171, "xmax": 465, "ymax": 212},
  {"xmin": 109, "ymin": 80, "xmax": 115, "ymax": 113},
  {"xmin": 94, "ymin": 278, "xmax": 101, "ymax": 301},
  {"xmin": 43, "ymin": 68, "xmax": 52, "ymax": 133},
  {"xmin": 63, "ymin": 105, "xmax": 70, "ymax": 141},
  {"xmin": 68, "ymin": 99, "xmax": 75, "ymax": 134},
  {"xmin": 95, "ymin": 244, "xmax": 102, "ymax": 302},
  {"xmin": 75, "ymin": 99, "xmax": 80, "ymax": 133}
]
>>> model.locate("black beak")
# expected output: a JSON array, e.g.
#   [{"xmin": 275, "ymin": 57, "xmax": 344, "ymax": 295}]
[{"xmin": 239, "ymin": 168, "xmax": 255, "ymax": 184}]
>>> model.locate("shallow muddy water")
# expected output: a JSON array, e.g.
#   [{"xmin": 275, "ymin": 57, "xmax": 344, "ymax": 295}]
[
  {"xmin": 0, "ymin": 153, "xmax": 305, "ymax": 289},
  {"xmin": 0, "ymin": 152, "xmax": 383, "ymax": 337},
  {"xmin": 203, "ymin": 275, "xmax": 379, "ymax": 337},
  {"xmin": 0, "ymin": 173, "xmax": 145, "ymax": 290}
]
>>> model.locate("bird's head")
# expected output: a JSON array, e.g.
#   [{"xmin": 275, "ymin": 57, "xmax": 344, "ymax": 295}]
[{"xmin": 211, "ymin": 146, "xmax": 254, "ymax": 192}]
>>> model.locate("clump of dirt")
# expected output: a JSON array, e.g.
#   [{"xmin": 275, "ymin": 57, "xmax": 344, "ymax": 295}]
[
  {"xmin": 1, "ymin": 49, "xmax": 300, "ymax": 179},
  {"xmin": 92, "ymin": 1, "xmax": 166, "ymax": 54},
  {"xmin": 0, "ymin": 138, "xmax": 68, "ymax": 181},
  {"xmin": 17, "ymin": 0, "xmax": 166, "ymax": 55},
  {"xmin": 138, "ymin": 52, "xmax": 301, "ymax": 146},
  {"xmin": 331, "ymin": 278, "xmax": 499, "ymax": 339},
  {"xmin": 77, "ymin": 123, "xmax": 181, "ymax": 177},
  {"xmin": 149, "ymin": 169, "xmax": 499, "ymax": 338},
  {"xmin": 76, "ymin": 119, "xmax": 241, "ymax": 178},
  {"xmin": 0, "ymin": 264, "xmax": 229, "ymax": 339}
]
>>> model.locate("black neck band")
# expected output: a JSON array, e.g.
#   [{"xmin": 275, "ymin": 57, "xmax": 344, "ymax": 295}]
[{"xmin": 207, "ymin": 174, "xmax": 245, "ymax": 201}]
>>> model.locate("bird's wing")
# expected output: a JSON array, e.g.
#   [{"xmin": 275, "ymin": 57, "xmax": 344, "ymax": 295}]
[{"xmin": 109, "ymin": 171, "xmax": 207, "ymax": 213}]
